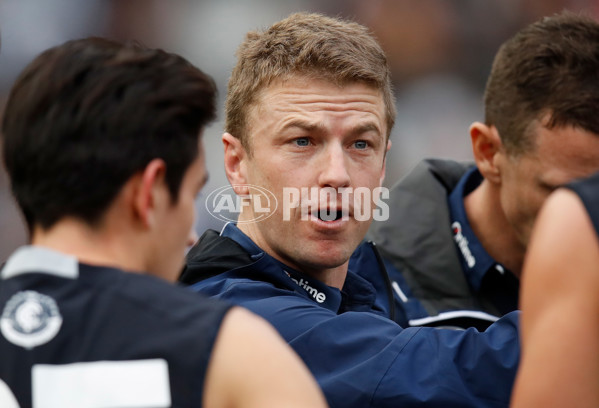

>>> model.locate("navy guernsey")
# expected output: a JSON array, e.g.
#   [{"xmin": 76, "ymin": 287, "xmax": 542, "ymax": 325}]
[
  {"xmin": 567, "ymin": 171, "xmax": 599, "ymax": 237},
  {"xmin": 0, "ymin": 246, "xmax": 231, "ymax": 408}
]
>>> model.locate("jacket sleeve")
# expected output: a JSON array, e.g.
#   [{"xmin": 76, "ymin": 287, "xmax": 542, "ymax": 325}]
[{"xmin": 212, "ymin": 281, "xmax": 519, "ymax": 408}]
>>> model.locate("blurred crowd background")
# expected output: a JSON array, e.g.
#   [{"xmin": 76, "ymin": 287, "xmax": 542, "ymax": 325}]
[{"xmin": 0, "ymin": 0, "xmax": 597, "ymax": 261}]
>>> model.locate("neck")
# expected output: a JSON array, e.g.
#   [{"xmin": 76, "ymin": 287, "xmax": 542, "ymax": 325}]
[
  {"xmin": 237, "ymin": 219, "xmax": 348, "ymax": 289},
  {"xmin": 31, "ymin": 218, "xmax": 146, "ymax": 273},
  {"xmin": 464, "ymin": 180, "xmax": 526, "ymax": 277},
  {"xmin": 302, "ymin": 263, "xmax": 348, "ymax": 289}
]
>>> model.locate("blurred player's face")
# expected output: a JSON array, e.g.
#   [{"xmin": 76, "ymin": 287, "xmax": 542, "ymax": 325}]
[
  {"xmin": 496, "ymin": 121, "xmax": 599, "ymax": 247},
  {"xmin": 152, "ymin": 137, "xmax": 207, "ymax": 282},
  {"xmin": 225, "ymin": 76, "xmax": 389, "ymax": 286}
]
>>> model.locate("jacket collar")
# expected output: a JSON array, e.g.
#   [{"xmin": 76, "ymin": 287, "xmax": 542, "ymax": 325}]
[{"xmin": 447, "ymin": 167, "xmax": 508, "ymax": 291}]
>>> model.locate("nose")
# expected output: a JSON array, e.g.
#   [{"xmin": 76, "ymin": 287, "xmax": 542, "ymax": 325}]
[{"xmin": 318, "ymin": 143, "xmax": 351, "ymax": 188}]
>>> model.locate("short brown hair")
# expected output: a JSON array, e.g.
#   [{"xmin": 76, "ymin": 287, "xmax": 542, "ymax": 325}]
[
  {"xmin": 484, "ymin": 11, "xmax": 599, "ymax": 155},
  {"xmin": 225, "ymin": 12, "xmax": 395, "ymax": 152}
]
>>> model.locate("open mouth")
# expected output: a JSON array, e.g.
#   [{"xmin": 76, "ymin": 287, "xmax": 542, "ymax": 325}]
[{"xmin": 315, "ymin": 209, "xmax": 346, "ymax": 222}]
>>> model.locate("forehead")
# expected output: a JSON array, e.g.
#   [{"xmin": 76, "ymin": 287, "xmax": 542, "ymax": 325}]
[{"xmin": 250, "ymin": 76, "xmax": 386, "ymax": 126}]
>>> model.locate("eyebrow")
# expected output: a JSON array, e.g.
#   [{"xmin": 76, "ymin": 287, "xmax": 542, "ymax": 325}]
[
  {"xmin": 281, "ymin": 119, "xmax": 321, "ymax": 133},
  {"xmin": 350, "ymin": 123, "xmax": 381, "ymax": 136}
]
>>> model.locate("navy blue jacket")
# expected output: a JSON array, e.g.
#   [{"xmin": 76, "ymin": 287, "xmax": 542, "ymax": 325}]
[{"xmin": 181, "ymin": 224, "xmax": 520, "ymax": 408}]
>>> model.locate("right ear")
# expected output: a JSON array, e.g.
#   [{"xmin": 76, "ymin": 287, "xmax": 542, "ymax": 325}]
[
  {"xmin": 132, "ymin": 158, "xmax": 167, "ymax": 229},
  {"xmin": 469, "ymin": 122, "xmax": 503, "ymax": 184},
  {"xmin": 223, "ymin": 132, "xmax": 249, "ymax": 195}
]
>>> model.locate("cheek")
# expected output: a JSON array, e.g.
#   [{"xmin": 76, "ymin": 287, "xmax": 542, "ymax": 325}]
[
  {"xmin": 356, "ymin": 171, "xmax": 385, "ymax": 193},
  {"xmin": 175, "ymin": 199, "xmax": 196, "ymax": 243},
  {"xmin": 185, "ymin": 201, "xmax": 197, "ymax": 234},
  {"xmin": 504, "ymin": 184, "xmax": 546, "ymax": 230}
]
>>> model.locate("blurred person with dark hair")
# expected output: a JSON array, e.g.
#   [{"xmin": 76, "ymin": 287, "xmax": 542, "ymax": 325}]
[
  {"xmin": 0, "ymin": 37, "xmax": 326, "ymax": 408},
  {"xmin": 368, "ymin": 11, "xmax": 599, "ymax": 330},
  {"xmin": 511, "ymin": 171, "xmax": 599, "ymax": 408},
  {"xmin": 182, "ymin": 11, "xmax": 521, "ymax": 408}
]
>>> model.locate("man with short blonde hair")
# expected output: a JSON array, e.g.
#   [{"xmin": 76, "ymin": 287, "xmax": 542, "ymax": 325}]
[{"xmin": 183, "ymin": 12, "xmax": 520, "ymax": 408}]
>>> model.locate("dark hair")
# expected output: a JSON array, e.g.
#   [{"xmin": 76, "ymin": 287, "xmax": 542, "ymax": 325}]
[
  {"xmin": 484, "ymin": 11, "xmax": 599, "ymax": 155},
  {"xmin": 2, "ymin": 37, "xmax": 216, "ymax": 231},
  {"xmin": 226, "ymin": 12, "xmax": 395, "ymax": 152}
]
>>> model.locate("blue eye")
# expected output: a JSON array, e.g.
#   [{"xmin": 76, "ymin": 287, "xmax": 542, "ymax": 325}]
[
  {"xmin": 354, "ymin": 140, "xmax": 368, "ymax": 149},
  {"xmin": 294, "ymin": 138, "xmax": 310, "ymax": 147}
]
